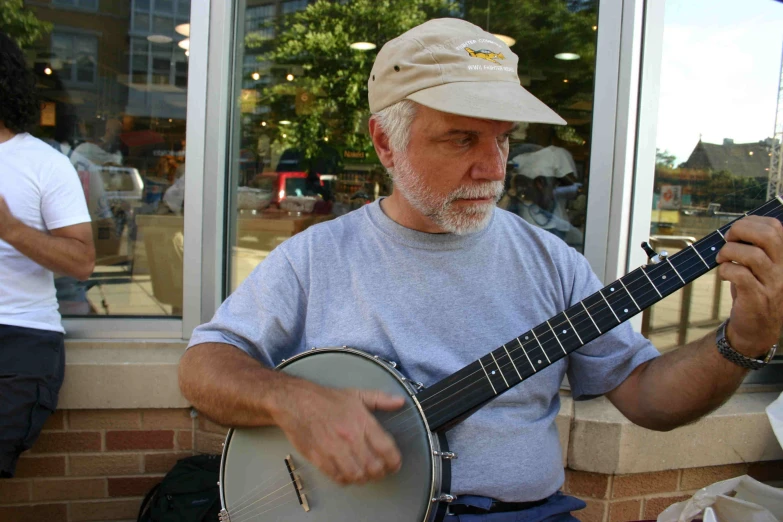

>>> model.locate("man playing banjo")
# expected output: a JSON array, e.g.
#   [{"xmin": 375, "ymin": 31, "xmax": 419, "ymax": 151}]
[{"xmin": 179, "ymin": 18, "xmax": 783, "ymax": 521}]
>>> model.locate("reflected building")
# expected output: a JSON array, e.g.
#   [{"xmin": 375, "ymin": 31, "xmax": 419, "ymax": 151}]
[{"xmin": 682, "ymin": 138, "xmax": 774, "ymax": 182}]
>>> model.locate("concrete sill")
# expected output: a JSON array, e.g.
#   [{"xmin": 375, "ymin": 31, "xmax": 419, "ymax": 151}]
[
  {"xmin": 60, "ymin": 340, "xmax": 189, "ymax": 409},
  {"xmin": 568, "ymin": 391, "xmax": 783, "ymax": 475}
]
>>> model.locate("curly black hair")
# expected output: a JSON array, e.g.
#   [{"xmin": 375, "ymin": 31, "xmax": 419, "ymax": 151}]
[{"xmin": 0, "ymin": 31, "xmax": 39, "ymax": 134}]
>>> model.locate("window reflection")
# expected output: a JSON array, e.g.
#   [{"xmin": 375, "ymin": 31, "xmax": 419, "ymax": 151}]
[
  {"xmin": 21, "ymin": 0, "xmax": 190, "ymax": 316},
  {"xmin": 642, "ymin": 0, "xmax": 783, "ymax": 355},
  {"xmin": 227, "ymin": 0, "xmax": 598, "ymax": 293}
]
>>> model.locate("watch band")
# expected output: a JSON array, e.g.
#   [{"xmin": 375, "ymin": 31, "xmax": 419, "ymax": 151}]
[{"xmin": 715, "ymin": 319, "xmax": 778, "ymax": 370}]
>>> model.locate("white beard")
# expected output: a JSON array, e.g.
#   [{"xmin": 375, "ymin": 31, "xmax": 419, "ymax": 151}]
[{"xmin": 388, "ymin": 153, "xmax": 504, "ymax": 235}]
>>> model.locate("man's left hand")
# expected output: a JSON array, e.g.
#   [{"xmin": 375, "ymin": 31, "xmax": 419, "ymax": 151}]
[
  {"xmin": 0, "ymin": 195, "xmax": 21, "ymax": 242},
  {"xmin": 716, "ymin": 215, "xmax": 783, "ymax": 358}
]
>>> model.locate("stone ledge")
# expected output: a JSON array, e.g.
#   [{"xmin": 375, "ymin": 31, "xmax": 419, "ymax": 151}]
[
  {"xmin": 569, "ymin": 392, "xmax": 783, "ymax": 475},
  {"xmin": 60, "ymin": 342, "xmax": 782, "ymax": 476},
  {"xmin": 60, "ymin": 340, "xmax": 189, "ymax": 409}
]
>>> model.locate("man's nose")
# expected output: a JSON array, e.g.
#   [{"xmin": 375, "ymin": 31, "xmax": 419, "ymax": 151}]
[{"xmin": 471, "ymin": 139, "xmax": 507, "ymax": 181}]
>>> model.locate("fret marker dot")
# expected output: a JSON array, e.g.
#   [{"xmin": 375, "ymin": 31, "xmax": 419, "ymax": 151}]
[
  {"xmin": 537, "ymin": 360, "xmax": 542, "ymax": 364},
  {"xmin": 491, "ymin": 371, "xmax": 496, "ymax": 375},
  {"xmin": 562, "ymin": 330, "xmax": 567, "ymax": 334},
  {"xmin": 610, "ymin": 287, "xmax": 615, "ymax": 292},
  {"xmin": 711, "ymin": 247, "xmax": 716, "ymax": 251},
  {"xmin": 624, "ymin": 308, "xmax": 628, "ymax": 313},
  {"xmin": 525, "ymin": 336, "xmax": 529, "ymax": 340},
  {"xmin": 662, "ymin": 275, "xmax": 667, "ymax": 280}
]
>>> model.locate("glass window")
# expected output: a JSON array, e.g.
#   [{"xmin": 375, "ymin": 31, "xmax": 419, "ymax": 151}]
[
  {"xmin": 156, "ymin": 0, "xmax": 174, "ymax": 13},
  {"xmin": 153, "ymin": 15, "xmax": 174, "ymax": 35},
  {"xmin": 642, "ymin": 0, "xmax": 783, "ymax": 359},
  {"xmin": 22, "ymin": 0, "xmax": 191, "ymax": 317},
  {"xmin": 51, "ymin": 32, "xmax": 98, "ymax": 86},
  {"xmin": 226, "ymin": 0, "xmax": 598, "ymax": 293},
  {"xmin": 134, "ymin": 12, "xmax": 151, "ymax": 32},
  {"xmin": 282, "ymin": 0, "xmax": 308, "ymax": 15},
  {"xmin": 53, "ymin": 0, "xmax": 98, "ymax": 12}
]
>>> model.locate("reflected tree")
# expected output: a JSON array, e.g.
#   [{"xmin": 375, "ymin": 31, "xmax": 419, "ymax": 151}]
[
  {"xmin": 251, "ymin": 0, "xmax": 597, "ymax": 162},
  {"xmin": 656, "ymin": 148, "xmax": 677, "ymax": 168},
  {"xmin": 0, "ymin": 0, "xmax": 51, "ymax": 48},
  {"xmin": 463, "ymin": 0, "xmax": 596, "ymax": 145},
  {"xmin": 462, "ymin": 0, "xmax": 597, "ymax": 109},
  {"xmin": 249, "ymin": 0, "xmax": 455, "ymax": 162}
]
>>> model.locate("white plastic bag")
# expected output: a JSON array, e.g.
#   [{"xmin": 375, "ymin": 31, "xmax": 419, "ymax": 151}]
[
  {"xmin": 768, "ymin": 392, "xmax": 783, "ymax": 449},
  {"xmin": 656, "ymin": 475, "xmax": 783, "ymax": 522}
]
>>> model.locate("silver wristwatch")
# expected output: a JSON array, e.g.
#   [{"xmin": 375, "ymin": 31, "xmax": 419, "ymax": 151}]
[{"xmin": 716, "ymin": 319, "xmax": 778, "ymax": 370}]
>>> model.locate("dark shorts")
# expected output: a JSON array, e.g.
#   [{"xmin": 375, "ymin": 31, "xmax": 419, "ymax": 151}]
[{"xmin": 0, "ymin": 324, "xmax": 65, "ymax": 478}]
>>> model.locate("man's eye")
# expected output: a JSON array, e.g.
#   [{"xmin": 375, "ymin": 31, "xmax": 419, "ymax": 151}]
[{"xmin": 454, "ymin": 137, "xmax": 473, "ymax": 147}]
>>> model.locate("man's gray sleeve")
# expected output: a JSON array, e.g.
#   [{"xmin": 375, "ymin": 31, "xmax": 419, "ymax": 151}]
[
  {"xmin": 187, "ymin": 246, "xmax": 308, "ymax": 368},
  {"xmin": 565, "ymin": 250, "xmax": 660, "ymax": 400}
]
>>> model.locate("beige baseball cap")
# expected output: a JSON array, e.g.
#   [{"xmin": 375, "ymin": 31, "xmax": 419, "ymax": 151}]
[{"xmin": 368, "ymin": 18, "xmax": 566, "ymax": 125}]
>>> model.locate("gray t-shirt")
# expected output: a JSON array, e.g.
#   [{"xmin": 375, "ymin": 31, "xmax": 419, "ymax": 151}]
[{"xmin": 189, "ymin": 199, "xmax": 659, "ymax": 502}]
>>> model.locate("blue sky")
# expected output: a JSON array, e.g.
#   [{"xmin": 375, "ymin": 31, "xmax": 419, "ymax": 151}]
[{"xmin": 655, "ymin": 0, "xmax": 783, "ymax": 164}]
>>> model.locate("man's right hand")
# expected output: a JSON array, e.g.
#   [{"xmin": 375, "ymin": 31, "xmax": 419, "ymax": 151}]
[{"xmin": 271, "ymin": 382, "xmax": 405, "ymax": 486}]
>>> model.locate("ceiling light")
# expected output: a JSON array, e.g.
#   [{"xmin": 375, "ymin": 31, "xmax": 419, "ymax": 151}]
[
  {"xmin": 324, "ymin": 137, "xmax": 329, "ymax": 142},
  {"xmin": 279, "ymin": 120, "xmax": 291, "ymax": 125},
  {"xmin": 349, "ymin": 42, "xmax": 376, "ymax": 51},
  {"xmin": 286, "ymin": 73, "xmax": 294, "ymax": 81},
  {"xmin": 185, "ymin": 51, "xmax": 189, "ymax": 57},
  {"xmin": 493, "ymin": 34, "xmax": 516, "ymax": 47},
  {"xmin": 147, "ymin": 34, "xmax": 173, "ymax": 44},
  {"xmin": 178, "ymin": 38, "xmax": 190, "ymax": 51},
  {"xmin": 563, "ymin": 78, "xmax": 569, "ymax": 83},
  {"xmin": 252, "ymin": 72, "xmax": 260, "ymax": 80},
  {"xmin": 261, "ymin": 121, "xmax": 267, "ymax": 127},
  {"xmin": 44, "ymin": 67, "xmax": 52, "ymax": 75},
  {"xmin": 555, "ymin": 52, "xmax": 580, "ymax": 61},
  {"xmin": 282, "ymin": 133, "xmax": 287, "ymax": 138},
  {"xmin": 175, "ymin": 23, "xmax": 190, "ymax": 37},
  {"xmin": 748, "ymin": 151, "xmax": 754, "ymax": 155}
]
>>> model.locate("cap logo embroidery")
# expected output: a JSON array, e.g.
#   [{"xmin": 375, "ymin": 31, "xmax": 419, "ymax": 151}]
[{"xmin": 465, "ymin": 47, "xmax": 505, "ymax": 65}]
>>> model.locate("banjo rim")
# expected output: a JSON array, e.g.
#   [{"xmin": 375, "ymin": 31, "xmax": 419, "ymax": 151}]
[{"xmin": 217, "ymin": 346, "xmax": 445, "ymax": 522}]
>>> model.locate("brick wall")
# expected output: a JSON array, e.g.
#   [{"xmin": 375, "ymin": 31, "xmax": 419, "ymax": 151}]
[
  {"xmin": 564, "ymin": 462, "xmax": 783, "ymax": 522},
  {"xmin": 2, "ymin": 411, "xmax": 781, "ymax": 522},
  {"xmin": 0, "ymin": 409, "xmax": 196, "ymax": 522},
  {"xmin": 195, "ymin": 418, "xmax": 783, "ymax": 522}
]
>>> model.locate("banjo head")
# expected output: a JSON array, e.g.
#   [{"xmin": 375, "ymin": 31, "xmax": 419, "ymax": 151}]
[{"xmin": 219, "ymin": 348, "xmax": 440, "ymax": 522}]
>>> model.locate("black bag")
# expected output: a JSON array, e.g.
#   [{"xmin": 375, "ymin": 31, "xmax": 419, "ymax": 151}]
[{"xmin": 137, "ymin": 454, "xmax": 222, "ymax": 522}]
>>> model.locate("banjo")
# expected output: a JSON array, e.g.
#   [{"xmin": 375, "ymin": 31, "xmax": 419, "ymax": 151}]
[{"xmin": 217, "ymin": 196, "xmax": 783, "ymax": 522}]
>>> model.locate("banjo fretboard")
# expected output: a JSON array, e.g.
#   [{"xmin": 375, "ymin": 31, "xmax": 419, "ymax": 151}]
[{"xmin": 418, "ymin": 196, "xmax": 783, "ymax": 432}]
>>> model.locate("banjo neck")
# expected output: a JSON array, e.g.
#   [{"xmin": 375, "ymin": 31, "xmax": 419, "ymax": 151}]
[{"xmin": 418, "ymin": 196, "xmax": 783, "ymax": 433}]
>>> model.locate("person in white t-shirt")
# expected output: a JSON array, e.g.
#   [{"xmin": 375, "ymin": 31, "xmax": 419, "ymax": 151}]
[{"xmin": 0, "ymin": 31, "xmax": 95, "ymax": 478}]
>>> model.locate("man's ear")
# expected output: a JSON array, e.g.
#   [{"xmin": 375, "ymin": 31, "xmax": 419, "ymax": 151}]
[{"xmin": 368, "ymin": 116, "xmax": 395, "ymax": 169}]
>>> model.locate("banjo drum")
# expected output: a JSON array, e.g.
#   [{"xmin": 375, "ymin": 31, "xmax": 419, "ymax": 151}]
[{"xmin": 218, "ymin": 347, "xmax": 453, "ymax": 522}]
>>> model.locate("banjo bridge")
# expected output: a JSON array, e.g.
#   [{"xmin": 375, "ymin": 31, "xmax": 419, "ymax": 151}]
[{"xmin": 284, "ymin": 454, "xmax": 311, "ymax": 512}]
